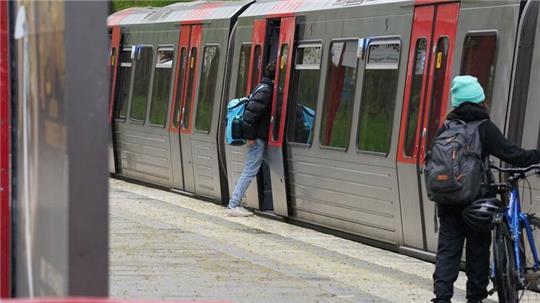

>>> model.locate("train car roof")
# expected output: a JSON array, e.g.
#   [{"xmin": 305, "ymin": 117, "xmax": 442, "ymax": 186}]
[
  {"xmin": 239, "ymin": 0, "xmax": 411, "ymax": 17},
  {"xmin": 108, "ymin": 0, "xmax": 252, "ymax": 26}
]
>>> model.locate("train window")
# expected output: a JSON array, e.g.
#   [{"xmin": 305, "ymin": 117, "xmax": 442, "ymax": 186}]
[
  {"xmin": 130, "ymin": 46, "xmax": 154, "ymax": 122},
  {"xmin": 115, "ymin": 48, "xmax": 133, "ymax": 120},
  {"xmin": 149, "ymin": 47, "xmax": 174, "ymax": 126},
  {"xmin": 235, "ymin": 44, "xmax": 251, "ymax": 98},
  {"xmin": 357, "ymin": 40, "xmax": 400, "ymax": 154},
  {"xmin": 173, "ymin": 48, "xmax": 187, "ymax": 128},
  {"xmin": 181, "ymin": 47, "xmax": 197, "ymax": 129},
  {"xmin": 426, "ymin": 37, "xmax": 449, "ymax": 148},
  {"xmin": 403, "ymin": 39, "xmax": 427, "ymax": 157},
  {"xmin": 288, "ymin": 44, "xmax": 322, "ymax": 145},
  {"xmin": 272, "ymin": 44, "xmax": 289, "ymax": 141},
  {"xmin": 195, "ymin": 46, "xmax": 220, "ymax": 133},
  {"xmin": 250, "ymin": 45, "xmax": 262, "ymax": 92},
  {"xmin": 461, "ymin": 33, "xmax": 497, "ymax": 107},
  {"xmin": 320, "ymin": 41, "xmax": 358, "ymax": 149}
]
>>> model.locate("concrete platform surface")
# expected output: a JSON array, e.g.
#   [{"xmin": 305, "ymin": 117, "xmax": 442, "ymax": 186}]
[{"xmin": 110, "ymin": 179, "xmax": 503, "ymax": 303}]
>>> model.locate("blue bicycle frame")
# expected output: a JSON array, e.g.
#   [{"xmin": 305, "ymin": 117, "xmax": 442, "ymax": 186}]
[{"xmin": 502, "ymin": 183, "xmax": 540, "ymax": 280}]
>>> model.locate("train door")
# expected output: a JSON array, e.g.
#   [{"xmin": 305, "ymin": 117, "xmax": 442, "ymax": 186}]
[
  {"xmin": 168, "ymin": 25, "xmax": 191, "ymax": 191},
  {"xmin": 175, "ymin": 24, "xmax": 202, "ymax": 193},
  {"xmin": 267, "ymin": 16, "xmax": 295, "ymax": 216},
  {"xmin": 230, "ymin": 17, "xmax": 294, "ymax": 216},
  {"xmin": 109, "ymin": 26, "xmax": 121, "ymax": 174},
  {"xmin": 397, "ymin": 2, "xmax": 459, "ymax": 253}
]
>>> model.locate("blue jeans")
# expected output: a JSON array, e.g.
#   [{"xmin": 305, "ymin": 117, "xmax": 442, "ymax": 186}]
[{"xmin": 228, "ymin": 139, "xmax": 266, "ymax": 208}]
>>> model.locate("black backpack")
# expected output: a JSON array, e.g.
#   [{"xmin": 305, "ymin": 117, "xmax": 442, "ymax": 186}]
[{"xmin": 424, "ymin": 119, "xmax": 488, "ymax": 205}]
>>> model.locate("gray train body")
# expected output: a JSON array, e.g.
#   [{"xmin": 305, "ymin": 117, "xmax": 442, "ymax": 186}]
[{"xmin": 108, "ymin": 0, "xmax": 540, "ymax": 260}]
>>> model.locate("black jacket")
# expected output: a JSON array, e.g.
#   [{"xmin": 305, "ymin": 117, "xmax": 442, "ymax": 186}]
[
  {"xmin": 439, "ymin": 102, "xmax": 540, "ymax": 215},
  {"xmin": 243, "ymin": 76, "xmax": 274, "ymax": 140},
  {"xmin": 446, "ymin": 102, "xmax": 540, "ymax": 166}
]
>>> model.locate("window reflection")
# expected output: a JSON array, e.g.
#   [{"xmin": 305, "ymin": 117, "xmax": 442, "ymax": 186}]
[
  {"xmin": 461, "ymin": 34, "xmax": 497, "ymax": 107},
  {"xmin": 115, "ymin": 48, "xmax": 133, "ymax": 120},
  {"xmin": 289, "ymin": 45, "xmax": 322, "ymax": 145},
  {"xmin": 130, "ymin": 46, "xmax": 154, "ymax": 122},
  {"xmin": 320, "ymin": 41, "xmax": 358, "ymax": 149},
  {"xmin": 195, "ymin": 46, "xmax": 219, "ymax": 132},
  {"xmin": 235, "ymin": 44, "xmax": 251, "ymax": 98},
  {"xmin": 149, "ymin": 47, "xmax": 174, "ymax": 126}
]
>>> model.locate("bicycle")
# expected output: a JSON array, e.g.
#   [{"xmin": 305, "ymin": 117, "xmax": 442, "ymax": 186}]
[{"xmin": 490, "ymin": 163, "xmax": 540, "ymax": 302}]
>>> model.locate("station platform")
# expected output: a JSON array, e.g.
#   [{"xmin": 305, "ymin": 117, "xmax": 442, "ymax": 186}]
[{"xmin": 109, "ymin": 179, "xmax": 489, "ymax": 303}]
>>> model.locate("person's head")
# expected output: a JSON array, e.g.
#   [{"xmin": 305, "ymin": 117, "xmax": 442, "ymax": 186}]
[
  {"xmin": 264, "ymin": 62, "xmax": 276, "ymax": 79},
  {"xmin": 450, "ymin": 75, "xmax": 485, "ymax": 108}
]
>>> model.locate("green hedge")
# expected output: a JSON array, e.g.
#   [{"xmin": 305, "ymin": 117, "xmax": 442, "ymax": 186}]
[{"xmin": 111, "ymin": 0, "xmax": 190, "ymax": 13}]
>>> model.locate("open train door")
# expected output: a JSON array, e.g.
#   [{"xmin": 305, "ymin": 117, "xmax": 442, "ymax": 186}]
[
  {"xmin": 397, "ymin": 1, "xmax": 459, "ymax": 255},
  {"xmin": 267, "ymin": 16, "xmax": 295, "ymax": 217},
  {"xmin": 108, "ymin": 26, "xmax": 121, "ymax": 174}
]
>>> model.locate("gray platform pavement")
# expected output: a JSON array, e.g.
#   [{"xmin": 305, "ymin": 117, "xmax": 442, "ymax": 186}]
[{"xmin": 109, "ymin": 179, "xmax": 500, "ymax": 303}]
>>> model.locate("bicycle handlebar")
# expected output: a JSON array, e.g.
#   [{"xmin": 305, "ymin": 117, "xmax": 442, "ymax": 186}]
[{"xmin": 490, "ymin": 163, "xmax": 540, "ymax": 175}]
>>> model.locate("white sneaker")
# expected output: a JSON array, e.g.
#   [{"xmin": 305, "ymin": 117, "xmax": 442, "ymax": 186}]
[{"xmin": 226, "ymin": 206, "xmax": 254, "ymax": 217}]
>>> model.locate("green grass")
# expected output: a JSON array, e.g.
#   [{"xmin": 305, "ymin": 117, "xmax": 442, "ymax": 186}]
[{"xmin": 111, "ymin": 0, "xmax": 189, "ymax": 13}]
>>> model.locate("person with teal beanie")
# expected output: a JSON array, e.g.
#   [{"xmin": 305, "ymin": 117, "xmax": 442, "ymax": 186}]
[{"xmin": 432, "ymin": 75, "xmax": 540, "ymax": 303}]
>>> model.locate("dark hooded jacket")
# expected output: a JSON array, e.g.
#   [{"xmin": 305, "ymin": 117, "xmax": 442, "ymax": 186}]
[
  {"xmin": 446, "ymin": 102, "xmax": 540, "ymax": 166},
  {"xmin": 242, "ymin": 76, "xmax": 274, "ymax": 141},
  {"xmin": 439, "ymin": 102, "xmax": 540, "ymax": 215}
]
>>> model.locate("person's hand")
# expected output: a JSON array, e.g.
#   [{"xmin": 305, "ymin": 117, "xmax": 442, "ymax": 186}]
[{"xmin": 247, "ymin": 140, "xmax": 254, "ymax": 146}]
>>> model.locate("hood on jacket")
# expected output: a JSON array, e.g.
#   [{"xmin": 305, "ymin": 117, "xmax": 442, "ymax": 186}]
[
  {"xmin": 446, "ymin": 102, "xmax": 490, "ymax": 122},
  {"xmin": 260, "ymin": 76, "xmax": 274, "ymax": 87}
]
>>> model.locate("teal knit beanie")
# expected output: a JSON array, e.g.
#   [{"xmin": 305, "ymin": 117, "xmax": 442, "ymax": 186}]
[{"xmin": 451, "ymin": 75, "xmax": 485, "ymax": 108}]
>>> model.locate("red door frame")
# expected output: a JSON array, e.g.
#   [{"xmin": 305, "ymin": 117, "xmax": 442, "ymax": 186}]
[
  {"xmin": 268, "ymin": 16, "xmax": 296, "ymax": 147},
  {"xmin": 397, "ymin": 2, "xmax": 459, "ymax": 164},
  {"xmin": 0, "ymin": 0, "xmax": 11, "ymax": 297},
  {"xmin": 169, "ymin": 25, "xmax": 192, "ymax": 133},
  {"xmin": 246, "ymin": 19, "xmax": 267, "ymax": 94},
  {"xmin": 417, "ymin": 3, "xmax": 459, "ymax": 161},
  {"xmin": 179, "ymin": 24, "xmax": 202, "ymax": 134},
  {"xmin": 108, "ymin": 26, "xmax": 121, "ymax": 122},
  {"xmin": 397, "ymin": 6, "xmax": 435, "ymax": 164}
]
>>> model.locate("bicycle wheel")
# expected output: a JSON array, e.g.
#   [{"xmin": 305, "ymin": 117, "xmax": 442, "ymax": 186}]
[
  {"xmin": 519, "ymin": 215, "xmax": 540, "ymax": 301},
  {"xmin": 494, "ymin": 222, "xmax": 520, "ymax": 303}
]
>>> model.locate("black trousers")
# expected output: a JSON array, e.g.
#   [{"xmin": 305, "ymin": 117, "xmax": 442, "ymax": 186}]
[{"xmin": 433, "ymin": 206, "xmax": 491, "ymax": 302}]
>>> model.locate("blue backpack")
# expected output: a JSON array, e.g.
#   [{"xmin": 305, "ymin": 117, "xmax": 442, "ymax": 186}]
[{"xmin": 225, "ymin": 84, "xmax": 268, "ymax": 146}]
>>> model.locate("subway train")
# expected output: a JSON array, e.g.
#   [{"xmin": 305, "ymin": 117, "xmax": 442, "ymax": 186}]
[{"xmin": 107, "ymin": 0, "xmax": 540, "ymax": 260}]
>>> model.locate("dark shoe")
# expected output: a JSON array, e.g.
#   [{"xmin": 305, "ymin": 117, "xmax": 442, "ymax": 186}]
[{"xmin": 431, "ymin": 299, "xmax": 451, "ymax": 303}]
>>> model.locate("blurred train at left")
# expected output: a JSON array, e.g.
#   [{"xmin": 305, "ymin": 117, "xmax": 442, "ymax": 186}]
[{"xmin": 0, "ymin": 0, "xmax": 109, "ymax": 298}]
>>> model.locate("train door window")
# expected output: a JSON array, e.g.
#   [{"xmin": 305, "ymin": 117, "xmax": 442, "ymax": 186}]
[
  {"xmin": 181, "ymin": 47, "xmax": 198, "ymax": 129},
  {"xmin": 250, "ymin": 45, "xmax": 262, "ymax": 91},
  {"xmin": 195, "ymin": 45, "xmax": 220, "ymax": 133},
  {"xmin": 426, "ymin": 37, "xmax": 449, "ymax": 148},
  {"xmin": 172, "ymin": 47, "xmax": 187, "ymax": 128},
  {"xmin": 357, "ymin": 40, "xmax": 400, "ymax": 154},
  {"xmin": 461, "ymin": 33, "xmax": 497, "ymax": 107},
  {"xmin": 288, "ymin": 44, "xmax": 322, "ymax": 145},
  {"xmin": 320, "ymin": 40, "xmax": 358, "ymax": 149},
  {"xmin": 235, "ymin": 44, "xmax": 251, "ymax": 98},
  {"xmin": 403, "ymin": 39, "xmax": 427, "ymax": 157},
  {"xmin": 272, "ymin": 44, "xmax": 289, "ymax": 141},
  {"xmin": 130, "ymin": 46, "xmax": 154, "ymax": 123},
  {"xmin": 149, "ymin": 47, "xmax": 174, "ymax": 126},
  {"xmin": 115, "ymin": 48, "xmax": 133, "ymax": 121}
]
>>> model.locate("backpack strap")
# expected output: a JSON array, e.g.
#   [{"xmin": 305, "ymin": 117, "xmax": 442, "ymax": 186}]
[{"xmin": 249, "ymin": 83, "xmax": 269, "ymax": 99}]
